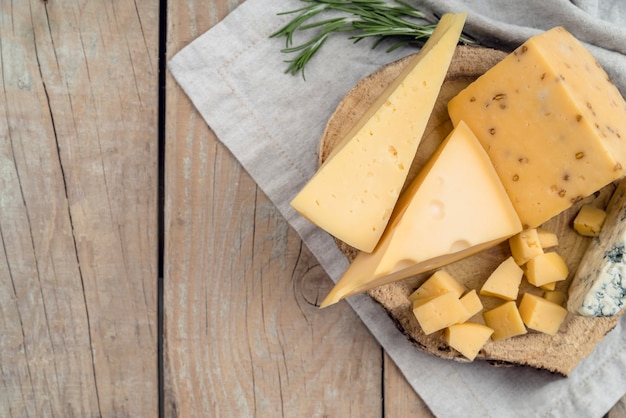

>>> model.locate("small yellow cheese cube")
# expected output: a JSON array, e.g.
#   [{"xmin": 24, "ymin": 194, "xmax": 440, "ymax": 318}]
[
  {"xmin": 413, "ymin": 292, "xmax": 470, "ymax": 335},
  {"xmin": 518, "ymin": 293, "xmax": 568, "ymax": 336},
  {"xmin": 479, "ymin": 256, "xmax": 524, "ymax": 300},
  {"xmin": 459, "ymin": 289, "xmax": 483, "ymax": 321},
  {"xmin": 509, "ymin": 229, "xmax": 544, "ymax": 265},
  {"xmin": 408, "ymin": 270, "xmax": 467, "ymax": 303},
  {"xmin": 536, "ymin": 228, "xmax": 559, "ymax": 249},
  {"xmin": 445, "ymin": 323, "xmax": 494, "ymax": 361},
  {"xmin": 525, "ymin": 252, "xmax": 569, "ymax": 287},
  {"xmin": 543, "ymin": 290, "xmax": 566, "ymax": 306},
  {"xmin": 483, "ymin": 301, "xmax": 527, "ymax": 341},
  {"xmin": 573, "ymin": 204, "xmax": 607, "ymax": 237}
]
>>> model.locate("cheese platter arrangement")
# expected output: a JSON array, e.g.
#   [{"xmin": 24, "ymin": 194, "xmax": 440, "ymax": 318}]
[{"xmin": 289, "ymin": 13, "xmax": 626, "ymax": 376}]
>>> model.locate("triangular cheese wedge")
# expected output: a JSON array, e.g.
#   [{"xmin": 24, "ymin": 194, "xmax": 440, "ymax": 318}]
[
  {"xmin": 291, "ymin": 13, "xmax": 467, "ymax": 253},
  {"xmin": 321, "ymin": 121, "xmax": 522, "ymax": 307}
]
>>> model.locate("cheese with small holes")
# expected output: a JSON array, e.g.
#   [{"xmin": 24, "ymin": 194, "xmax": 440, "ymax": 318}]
[
  {"xmin": 412, "ymin": 292, "xmax": 470, "ymax": 335},
  {"xmin": 320, "ymin": 121, "xmax": 522, "ymax": 307},
  {"xmin": 573, "ymin": 204, "xmax": 607, "ymax": 237},
  {"xmin": 483, "ymin": 301, "xmax": 527, "ymax": 341},
  {"xmin": 448, "ymin": 27, "xmax": 626, "ymax": 229},
  {"xmin": 525, "ymin": 252, "xmax": 569, "ymax": 287},
  {"xmin": 568, "ymin": 179, "xmax": 626, "ymax": 317},
  {"xmin": 509, "ymin": 229, "xmax": 544, "ymax": 266},
  {"xmin": 290, "ymin": 13, "xmax": 467, "ymax": 252},
  {"xmin": 519, "ymin": 293, "xmax": 568, "ymax": 336},
  {"xmin": 445, "ymin": 323, "xmax": 494, "ymax": 361},
  {"xmin": 479, "ymin": 256, "xmax": 524, "ymax": 300}
]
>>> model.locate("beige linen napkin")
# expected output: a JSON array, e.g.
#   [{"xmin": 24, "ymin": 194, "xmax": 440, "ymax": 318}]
[{"xmin": 168, "ymin": 0, "xmax": 626, "ymax": 416}]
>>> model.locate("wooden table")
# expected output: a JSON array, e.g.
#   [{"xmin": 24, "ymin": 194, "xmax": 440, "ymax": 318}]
[{"xmin": 1, "ymin": 1, "xmax": 625, "ymax": 416}]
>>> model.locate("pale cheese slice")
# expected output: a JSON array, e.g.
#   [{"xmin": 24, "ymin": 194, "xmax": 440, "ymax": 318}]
[
  {"xmin": 291, "ymin": 13, "xmax": 467, "ymax": 252},
  {"xmin": 320, "ymin": 121, "xmax": 522, "ymax": 307}
]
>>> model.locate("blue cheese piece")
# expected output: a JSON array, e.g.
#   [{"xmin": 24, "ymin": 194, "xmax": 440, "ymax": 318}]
[{"xmin": 568, "ymin": 180, "xmax": 626, "ymax": 316}]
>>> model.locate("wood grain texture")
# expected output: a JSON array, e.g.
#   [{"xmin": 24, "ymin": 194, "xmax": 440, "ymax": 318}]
[
  {"xmin": 0, "ymin": 0, "xmax": 158, "ymax": 416},
  {"xmin": 163, "ymin": 1, "xmax": 398, "ymax": 416}
]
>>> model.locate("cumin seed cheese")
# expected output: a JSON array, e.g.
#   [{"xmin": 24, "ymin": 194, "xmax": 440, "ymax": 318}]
[{"xmin": 448, "ymin": 26, "xmax": 626, "ymax": 229}]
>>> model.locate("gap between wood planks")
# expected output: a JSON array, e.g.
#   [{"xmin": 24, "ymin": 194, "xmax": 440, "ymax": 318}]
[{"xmin": 158, "ymin": 1, "xmax": 167, "ymax": 418}]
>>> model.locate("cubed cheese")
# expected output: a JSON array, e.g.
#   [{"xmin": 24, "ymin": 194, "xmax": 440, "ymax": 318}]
[
  {"xmin": 509, "ymin": 229, "xmax": 544, "ymax": 266},
  {"xmin": 483, "ymin": 301, "xmax": 527, "ymax": 341},
  {"xmin": 445, "ymin": 323, "xmax": 494, "ymax": 361},
  {"xmin": 543, "ymin": 290, "xmax": 566, "ymax": 306},
  {"xmin": 519, "ymin": 293, "xmax": 568, "ymax": 336},
  {"xmin": 412, "ymin": 292, "xmax": 471, "ymax": 335},
  {"xmin": 479, "ymin": 256, "xmax": 524, "ymax": 300},
  {"xmin": 573, "ymin": 204, "xmax": 607, "ymax": 237},
  {"xmin": 525, "ymin": 252, "xmax": 569, "ymax": 287},
  {"xmin": 448, "ymin": 27, "xmax": 626, "ymax": 229},
  {"xmin": 459, "ymin": 289, "xmax": 483, "ymax": 321},
  {"xmin": 291, "ymin": 13, "xmax": 467, "ymax": 252},
  {"xmin": 320, "ymin": 122, "xmax": 522, "ymax": 307},
  {"xmin": 408, "ymin": 270, "xmax": 467, "ymax": 303},
  {"xmin": 536, "ymin": 228, "xmax": 559, "ymax": 249}
]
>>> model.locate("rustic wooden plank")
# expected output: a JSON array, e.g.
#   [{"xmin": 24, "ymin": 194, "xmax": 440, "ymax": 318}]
[
  {"xmin": 164, "ymin": 1, "xmax": 388, "ymax": 416},
  {"xmin": 0, "ymin": 1, "xmax": 159, "ymax": 416},
  {"xmin": 383, "ymin": 353, "xmax": 434, "ymax": 417}
]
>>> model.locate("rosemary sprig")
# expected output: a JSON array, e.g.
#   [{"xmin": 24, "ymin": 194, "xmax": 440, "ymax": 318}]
[{"xmin": 270, "ymin": 0, "xmax": 474, "ymax": 77}]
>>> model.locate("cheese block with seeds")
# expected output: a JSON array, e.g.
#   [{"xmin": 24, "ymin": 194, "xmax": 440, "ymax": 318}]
[{"xmin": 448, "ymin": 27, "xmax": 626, "ymax": 229}]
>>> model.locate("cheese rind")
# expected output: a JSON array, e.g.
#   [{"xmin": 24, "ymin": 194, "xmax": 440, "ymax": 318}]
[
  {"xmin": 320, "ymin": 121, "xmax": 522, "ymax": 307},
  {"xmin": 448, "ymin": 27, "xmax": 626, "ymax": 229},
  {"xmin": 291, "ymin": 13, "xmax": 467, "ymax": 252},
  {"xmin": 568, "ymin": 180, "xmax": 626, "ymax": 316}
]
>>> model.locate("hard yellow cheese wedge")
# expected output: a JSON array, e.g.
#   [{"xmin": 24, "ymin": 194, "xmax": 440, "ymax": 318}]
[
  {"xmin": 320, "ymin": 121, "xmax": 522, "ymax": 307},
  {"xmin": 291, "ymin": 13, "xmax": 467, "ymax": 253},
  {"xmin": 448, "ymin": 27, "xmax": 626, "ymax": 229}
]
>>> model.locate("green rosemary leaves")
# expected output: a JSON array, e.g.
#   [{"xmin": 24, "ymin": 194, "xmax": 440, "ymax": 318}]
[{"xmin": 270, "ymin": 0, "xmax": 473, "ymax": 77}]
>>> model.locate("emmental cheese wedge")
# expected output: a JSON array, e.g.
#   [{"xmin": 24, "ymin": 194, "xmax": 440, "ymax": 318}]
[
  {"xmin": 320, "ymin": 121, "xmax": 522, "ymax": 307},
  {"xmin": 290, "ymin": 13, "xmax": 467, "ymax": 253},
  {"xmin": 448, "ymin": 27, "xmax": 626, "ymax": 229}
]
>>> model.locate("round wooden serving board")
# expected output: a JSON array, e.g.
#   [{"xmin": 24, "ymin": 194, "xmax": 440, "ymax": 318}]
[{"xmin": 320, "ymin": 46, "xmax": 622, "ymax": 376}]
